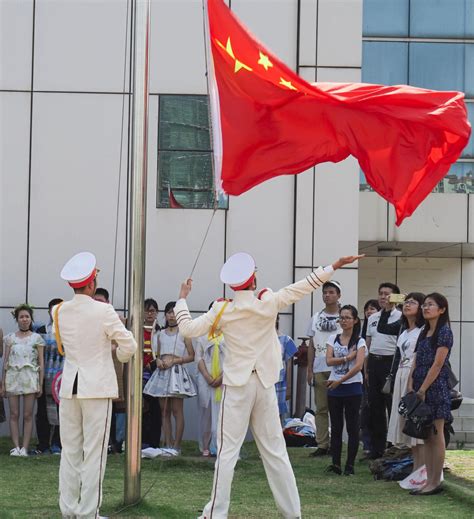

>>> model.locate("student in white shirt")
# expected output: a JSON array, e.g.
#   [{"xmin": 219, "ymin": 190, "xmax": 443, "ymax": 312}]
[
  {"xmin": 325, "ymin": 305, "xmax": 366, "ymax": 476},
  {"xmin": 306, "ymin": 280, "xmax": 342, "ymax": 456}
]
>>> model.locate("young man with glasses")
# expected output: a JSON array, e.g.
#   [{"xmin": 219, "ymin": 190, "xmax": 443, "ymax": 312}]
[{"xmin": 365, "ymin": 282, "xmax": 402, "ymax": 459}]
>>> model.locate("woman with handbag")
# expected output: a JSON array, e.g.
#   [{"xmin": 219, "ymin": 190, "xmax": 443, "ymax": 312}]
[
  {"xmin": 407, "ymin": 293, "xmax": 453, "ymax": 496},
  {"xmin": 379, "ymin": 293, "xmax": 425, "ymax": 471}
]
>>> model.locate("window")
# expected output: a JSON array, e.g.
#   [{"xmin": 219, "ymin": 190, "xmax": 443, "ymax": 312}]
[
  {"xmin": 363, "ymin": 0, "xmax": 409, "ymax": 37},
  {"xmin": 410, "ymin": 0, "xmax": 474, "ymax": 38},
  {"xmin": 360, "ymin": 161, "xmax": 474, "ymax": 194},
  {"xmin": 362, "ymin": 42, "xmax": 408, "ymax": 85},
  {"xmin": 409, "ymin": 43, "xmax": 473, "ymax": 94},
  {"xmin": 157, "ymin": 95, "xmax": 228, "ymax": 209}
]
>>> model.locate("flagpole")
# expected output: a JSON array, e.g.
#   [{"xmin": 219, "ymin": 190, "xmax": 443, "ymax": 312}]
[{"xmin": 124, "ymin": 0, "xmax": 150, "ymax": 505}]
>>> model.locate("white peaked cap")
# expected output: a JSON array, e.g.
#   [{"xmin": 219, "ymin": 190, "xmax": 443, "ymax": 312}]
[
  {"xmin": 60, "ymin": 251, "xmax": 97, "ymax": 288},
  {"xmin": 220, "ymin": 252, "xmax": 256, "ymax": 288}
]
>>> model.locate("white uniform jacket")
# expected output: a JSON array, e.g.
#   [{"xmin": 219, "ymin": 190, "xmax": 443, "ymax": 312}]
[
  {"xmin": 175, "ymin": 267, "xmax": 333, "ymax": 389},
  {"xmin": 53, "ymin": 295, "xmax": 137, "ymax": 399}
]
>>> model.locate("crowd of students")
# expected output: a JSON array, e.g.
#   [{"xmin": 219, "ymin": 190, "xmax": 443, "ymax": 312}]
[
  {"xmin": 306, "ymin": 279, "xmax": 454, "ymax": 495},
  {"xmin": 0, "ymin": 280, "xmax": 455, "ymax": 496}
]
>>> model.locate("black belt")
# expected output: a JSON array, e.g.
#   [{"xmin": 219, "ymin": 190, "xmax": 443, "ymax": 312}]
[{"xmin": 369, "ymin": 353, "xmax": 393, "ymax": 361}]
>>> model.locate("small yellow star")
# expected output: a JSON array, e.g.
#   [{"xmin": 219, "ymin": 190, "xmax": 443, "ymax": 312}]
[
  {"xmin": 257, "ymin": 52, "xmax": 273, "ymax": 71},
  {"xmin": 215, "ymin": 37, "xmax": 252, "ymax": 74},
  {"xmin": 279, "ymin": 77, "xmax": 297, "ymax": 91}
]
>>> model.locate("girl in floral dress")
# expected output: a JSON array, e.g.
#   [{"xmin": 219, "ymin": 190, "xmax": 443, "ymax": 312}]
[{"xmin": 1, "ymin": 305, "xmax": 45, "ymax": 456}]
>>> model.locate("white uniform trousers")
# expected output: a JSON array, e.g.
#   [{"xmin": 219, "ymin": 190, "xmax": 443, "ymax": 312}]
[
  {"xmin": 200, "ymin": 373, "xmax": 301, "ymax": 519},
  {"xmin": 59, "ymin": 397, "xmax": 112, "ymax": 519}
]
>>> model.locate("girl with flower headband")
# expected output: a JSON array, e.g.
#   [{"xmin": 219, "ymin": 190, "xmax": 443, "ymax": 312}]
[{"xmin": 1, "ymin": 304, "xmax": 45, "ymax": 456}]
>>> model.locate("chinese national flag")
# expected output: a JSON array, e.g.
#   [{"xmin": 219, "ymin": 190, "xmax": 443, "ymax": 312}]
[{"xmin": 206, "ymin": 0, "xmax": 471, "ymax": 225}]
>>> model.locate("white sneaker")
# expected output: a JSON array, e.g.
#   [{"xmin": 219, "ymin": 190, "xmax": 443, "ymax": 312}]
[
  {"xmin": 10, "ymin": 447, "xmax": 21, "ymax": 456},
  {"xmin": 19, "ymin": 447, "xmax": 28, "ymax": 457}
]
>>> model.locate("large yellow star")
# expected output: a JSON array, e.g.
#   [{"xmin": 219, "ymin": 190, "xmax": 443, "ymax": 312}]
[
  {"xmin": 279, "ymin": 77, "xmax": 297, "ymax": 91},
  {"xmin": 257, "ymin": 52, "xmax": 273, "ymax": 71},
  {"xmin": 215, "ymin": 37, "xmax": 253, "ymax": 74}
]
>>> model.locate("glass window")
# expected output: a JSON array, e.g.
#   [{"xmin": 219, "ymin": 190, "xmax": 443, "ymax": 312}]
[
  {"xmin": 409, "ymin": 43, "xmax": 473, "ymax": 93},
  {"xmin": 410, "ymin": 0, "xmax": 474, "ymax": 38},
  {"xmin": 157, "ymin": 95, "xmax": 228, "ymax": 209},
  {"xmin": 434, "ymin": 162, "xmax": 474, "ymax": 193},
  {"xmin": 363, "ymin": 0, "xmax": 409, "ymax": 37},
  {"xmin": 462, "ymin": 102, "xmax": 474, "ymax": 158},
  {"xmin": 362, "ymin": 42, "xmax": 408, "ymax": 85},
  {"xmin": 466, "ymin": 44, "xmax": 474, "ymax": 97}
]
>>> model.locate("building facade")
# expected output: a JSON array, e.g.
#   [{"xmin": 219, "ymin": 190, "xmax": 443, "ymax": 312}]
[{"xmin": 0, "ymin": 0, "xmax": 472, "ymax": 437}]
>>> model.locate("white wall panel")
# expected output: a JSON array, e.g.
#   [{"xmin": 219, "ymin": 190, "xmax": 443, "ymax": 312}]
[
  {"xmin": 0, "ymin": 0, "xmax": 33, "ymax": 90},
  {"xmin": 0, "ymin": 93, "xmax": 30, "ymax": 306},
  {"xmin": 34, "ymin": 0, "xmax": 130, "ymax": 92},
  {"xmin": 389, "ymin": 194, "xmax": 468, "ymax": 243},
  {"xmin": 313, "ymin": 157, "xmax": 359, "ymax": 266},
  {"xmin": 28, "ymin": 93, "xmax": 128, "ymax": 307},
  {"xmin": 232, "ymin": 0, "xmax": 298, "ymax": 69},
  {"xmin": 150, "ymin": 0, "xmax": 207, "ymax": 94},
  {"xmin": 293, "ymin": 267, "xmax": 312, "ymax": 338},
  {"xmin": 397, "ymin": 258, "xmax": 461, "ymax": 321},
  {"xmin": 317, "ymin": 67, "xmax": 361, "ymax": 82},
  {"xmin": 295, "ymin": 169, "xmax": 314, "ymax": 267},
  {"xmin": 461, "ymin": 259, "xmax": 474, "ymax": 321},
  {"xmin": 358, "ymin": 257, "xmax": 396, "ymax": 311},
  {"xmin": 317, "ymin": 0, "xmax": 362, "ymax": 67},
  {"xmin": 145, "ymin": 96, "xmax": 225, "ymax": 310},
  {"xmin": 449, "ymin": 321, "xmax": 461, "ymax": 395},
  {"xmin": 299, "ymin": 67, "xmax": 316, "ymax": 82},
  {"xmin": 225, "ymin": 176, "xmax": 294, "ymax": 296},
  {"xmin": 299, "ymin": 0, "xmax": 318, "ymax": 66},
  {"xmin": 469, "ymin": 194, "xmax": 474, "ymax": 243},
  {"xmin": 460, "ymin": 323, "xmax": 474, "ymax": 398},
  {"xmin": 331, "ymin": 267, "xmax": 358, "ymax": 309},
  {"xmin": 359, "ymin": 193, "xmax": 388, "ymax": 242}
]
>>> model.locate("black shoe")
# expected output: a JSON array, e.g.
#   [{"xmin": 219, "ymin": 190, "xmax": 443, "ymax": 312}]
[
  {"xmin": 325, "ymin": 464, "xmax": 342, "ymax": 475},
  {"xmin": 417, "ymin": 485, "xmax": 444, "ymax": 496},
  {"xmin": 343, "ymin": 465, "xmax": 355, "ymax": 476},
  {"xmin": 310, "ymin": 448, "xmax": 329, "ymax": 457}
]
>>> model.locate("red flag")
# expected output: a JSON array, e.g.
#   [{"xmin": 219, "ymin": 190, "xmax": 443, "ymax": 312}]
[
  {"xmin": 168, "ymin": 186, "xmax": 184, "ymax": 209},
  {"xmin": 205, "ymin": 0, "xmax": 471, "ymax": 225}
]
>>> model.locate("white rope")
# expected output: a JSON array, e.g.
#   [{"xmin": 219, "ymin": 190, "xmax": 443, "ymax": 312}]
[{"xmin": 111, "ymin": 0, "xmax": 132, "ymax": 303}]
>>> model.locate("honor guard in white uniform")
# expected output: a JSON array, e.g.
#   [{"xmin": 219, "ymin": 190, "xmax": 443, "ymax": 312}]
[
  {"xmin": 54, "ymin": 252, "xmax": 137, "ymax": 519},
  {"xmin": 175, "ymin": 252, "xmax": 362, "ymax": 519}
]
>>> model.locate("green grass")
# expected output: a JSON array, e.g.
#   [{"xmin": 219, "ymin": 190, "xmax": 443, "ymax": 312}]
[{"xmin": 0, "ymin": 439, "xmax": 473, "ymax": 518}]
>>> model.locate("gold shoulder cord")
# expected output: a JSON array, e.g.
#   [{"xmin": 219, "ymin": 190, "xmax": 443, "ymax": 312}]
[
  {"xmin": 54, "ymin": 302, "xmax": 65, "ymax": 356},
  {"xmin": 208, "ymin": 301, "xmax": 229, "ymax": 340}
]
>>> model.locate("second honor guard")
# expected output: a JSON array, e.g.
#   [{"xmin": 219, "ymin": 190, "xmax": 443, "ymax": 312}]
[
  {"xmin": 175, "ymin": 252, "xmax": 362, "ymax": 519},
  {"xmin": 54, "ymin": 252, "xmax": 137, "ymax": 519}
]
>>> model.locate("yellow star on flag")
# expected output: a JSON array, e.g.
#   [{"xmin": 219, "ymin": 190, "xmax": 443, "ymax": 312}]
[
  {"xmin": 257, "ymin": 52, "xmax": 273, "ymax": 71},
  {"xmin": 216, "ymin": 37, "xmax": 253, "ymax": 74},
  {"xmin": 279, "ymin": 77, "xmax": 297, "ymax": 91}
]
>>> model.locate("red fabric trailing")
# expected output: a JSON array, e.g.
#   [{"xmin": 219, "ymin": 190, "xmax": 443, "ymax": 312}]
[{"xmin": 207, "ymin": 0, "xmax": 471, "ymax": 225}]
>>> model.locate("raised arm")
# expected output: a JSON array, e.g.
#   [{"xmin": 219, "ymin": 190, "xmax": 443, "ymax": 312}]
[
  {"xmin": 174, "ymin": 299, "xmax": 217, "ymax": 339},
  {"xmin": 272, "ymin": 256, "xmax": 364, "ymax": 311},
  {"xmin": 377, "ymin": 309, "xmax": 402, "ymax": 336}
]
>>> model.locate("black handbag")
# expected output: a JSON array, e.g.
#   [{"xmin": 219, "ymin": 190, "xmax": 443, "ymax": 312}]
[
  {"xmin": 446, "ymin": 362, "xmax": 459, "ymax": 390},
  {"xmin": 399, "ymin": 391, "xmax": 434, "ymax": 440}
]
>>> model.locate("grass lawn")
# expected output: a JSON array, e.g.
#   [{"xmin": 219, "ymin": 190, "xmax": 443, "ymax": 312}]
[{"xmin": 0, "ymin": 439, "xmax": 473, "ymax": 518}]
